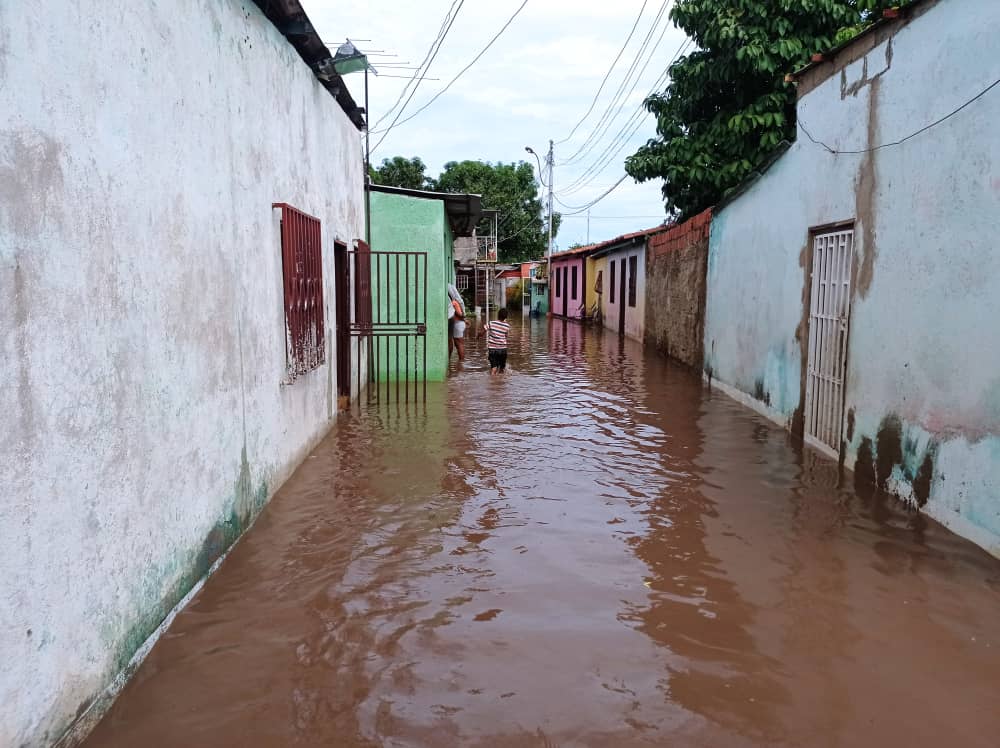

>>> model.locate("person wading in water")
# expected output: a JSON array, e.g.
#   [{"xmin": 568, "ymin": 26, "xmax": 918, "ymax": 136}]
[
  {"xmin": 482, "ymin": 308, "xmax": 510, "ymax": 376},
  {"xmin": 448, "ymin": 284, "xmax": 466, "ymax": 362}
]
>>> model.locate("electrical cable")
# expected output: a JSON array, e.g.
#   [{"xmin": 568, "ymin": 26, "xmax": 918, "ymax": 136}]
[
  {"xmin": 372, "ymin": 0, "xmax": 531, "ymax": 137},
  {"xmin": 555, "ymin": 0, "xmax": 650, "ymax": 146},
  {"xmin": 559, "ymin": 174, "xmax": 630, "ymax": 215},
  {"xmin": 371, "ymin": 0, "xmax": 466, "ymax": 152},
  {"xmin": 558, "ymin": 0, "xmax": 671, "ymax": 166},
  {"xmin": 558, "ymin": 37, "xmax": 691, "ymax": 196},
  {"xmin": 797, "ymin": 77, "xmax": 999, "ymax": 154},
  {"xmin": 371, "ymin": 0, "xmax": 464, "ymax": 131}
]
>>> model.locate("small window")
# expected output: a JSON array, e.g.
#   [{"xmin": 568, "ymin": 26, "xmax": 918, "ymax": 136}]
[
  {"xmin": 609, "ymin": 260, "xmax": 616, "ymax": 303},
  {"xmin": 555, "ymin": 265, "xmax": 562, "ymax": 296},
  {"xmin": 571, "ymin": 266, "xmax": 578, "ymax": 300},
  {"xmin": 628, "ymin": 255, "xmax": 638, "ymax": 307},
  {"xmin": 457, "ymin": 274, "xmax": 469, "ymax": 291},
  {"xmin": 273, "ymin": 202, "xmax": 325, "ymax": 381}
]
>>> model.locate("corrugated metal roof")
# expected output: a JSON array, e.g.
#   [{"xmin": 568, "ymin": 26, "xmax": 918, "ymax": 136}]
[
  {"xmin": 550, "ymin": 223, "xmax": 670, "ymax": 261},
  {"xmin": 368, "ymin": 184, "xmax": 483, "ymax": 237}
]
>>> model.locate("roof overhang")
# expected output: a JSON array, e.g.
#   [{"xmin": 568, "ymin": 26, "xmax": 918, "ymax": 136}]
[
  {"xmin": 589, "ymin": 235, "xmax": 647, "ymax": 259},
  {"xmin": 252, "ymin": 0, "xmax": 366, "ymax": 130},
  {"xmin": 367, "ymin": 184, "xmax": 483, "ymax": 237}
]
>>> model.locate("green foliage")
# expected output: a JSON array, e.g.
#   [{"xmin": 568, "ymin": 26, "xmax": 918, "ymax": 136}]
[
  {"xmin": 435, "ymin": 160, "xmax": 560, "ymax": 264},
  {"xmin": 625, "ymin": 0, "xmax": 895, "ymax": 218},
  {"xmin": 370, "ymin": 156, "xmax": 432, "ymax": 190}
]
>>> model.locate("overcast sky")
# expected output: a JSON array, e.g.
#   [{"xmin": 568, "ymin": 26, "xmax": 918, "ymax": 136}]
[{"xmin": 301, "ymin": 0, "xmax": 689, "ymax": 250}]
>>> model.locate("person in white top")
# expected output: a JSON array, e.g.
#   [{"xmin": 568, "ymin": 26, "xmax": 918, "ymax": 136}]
[{"xmin": 448, "ymin": 284, "xmax": 466, "ymax": 362}]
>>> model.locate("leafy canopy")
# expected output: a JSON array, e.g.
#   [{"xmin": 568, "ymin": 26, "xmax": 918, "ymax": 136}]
[
  {"xmin": 370, "ymin": 156, "xmax": 432, "ymax": 190},
  {"xmin": 625, "ymin": 0, "xmax": 894, "ymax": 218},
  {"xmin": 435, "ymin": 160, "xmax": 560, "ymax": 264}
]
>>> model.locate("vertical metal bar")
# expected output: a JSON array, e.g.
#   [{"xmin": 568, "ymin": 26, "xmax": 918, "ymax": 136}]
[
  {"xmin": 376, "ymin": 251, "xmax": 381, "ymax": 326},
  {"xmin": 820, "ymin": 238, "xmax": 837, "ymax": 444},
  {"xmin": 816, "ymin": 235, "xmax": 826, "ymax": 443},
  {"xmin": 395, "ymin": 333, "xmax": 400, "ymax": 403},
  {"xmin": 422, "ymin": 253, "xmax": 427, "ymax": 402},
  {"xmin": 832, "ymin": 234, "xmax": 840, "ymax": 446},
  {"xmin": 821, "ymin": 236, "xmax": 837, "ymax": 445},
  {"xmin": 356, "ymin": 252, "xmax": 361, "ymax": 406},
  {"xmin": 805, "ymin": 236, "xmax": 819, "ymax": 439},
  {"xmin": 818, "ymin": 236, "xmax": 830, "ymax": 444},
  {"xmin": 405, "ymin": 254, "xmax": 410, "ymax": 404},
  {"xmin": 396, "ymin": 253, "xmax": 400, "ymax": 325},
  {"xmin": 832, "ymin": 233, "xmax": 844, "ymax": 447}
]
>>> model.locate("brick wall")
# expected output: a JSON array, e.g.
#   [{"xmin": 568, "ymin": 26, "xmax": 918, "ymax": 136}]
[{"xmin": 645, "ymin": 208, "xmax": 712, "ymax": 369}]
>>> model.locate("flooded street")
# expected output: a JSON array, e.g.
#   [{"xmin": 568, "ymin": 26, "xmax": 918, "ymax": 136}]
[{"xmin": 84, "ymin": 317, "xmax": 1000, "ymax": 747}]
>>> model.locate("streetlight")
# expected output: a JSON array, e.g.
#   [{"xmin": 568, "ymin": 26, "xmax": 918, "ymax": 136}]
[{"xmin": 525, "ymin": 146, "xmax": 543, "ymax": 175}]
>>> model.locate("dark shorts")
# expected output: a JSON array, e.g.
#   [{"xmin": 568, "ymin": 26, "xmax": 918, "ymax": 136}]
[{"xmin": 488, "ymin": 348, "xmax": 507, "ymax": 371}]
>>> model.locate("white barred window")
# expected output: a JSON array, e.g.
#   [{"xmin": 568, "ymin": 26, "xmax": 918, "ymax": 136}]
[{"xmin": 456, "ymin": 275, "xmax": 469, "ymax": 291}]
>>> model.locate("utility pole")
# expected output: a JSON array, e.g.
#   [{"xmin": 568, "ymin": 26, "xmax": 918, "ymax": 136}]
[
  {"xmin": 546, "ymin": 139, "xmax": 554, "ymax": 260},
  {"xmin": 546, "ymin": 139, "xmax": 554, "ymax": 316}
]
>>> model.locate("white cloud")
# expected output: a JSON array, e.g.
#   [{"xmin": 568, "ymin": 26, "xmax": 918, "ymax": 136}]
[{"xmin": 302, "ymin": 0, "xmax": 685, "ymax": 247}]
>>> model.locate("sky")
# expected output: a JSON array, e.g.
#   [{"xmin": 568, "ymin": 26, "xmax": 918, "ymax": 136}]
[{"xmin": 300, "ymin": 0, "xmax": 690, "ymax": 250}]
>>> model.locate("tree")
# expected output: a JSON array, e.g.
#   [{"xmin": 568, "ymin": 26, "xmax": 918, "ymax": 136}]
[
  {"xmin": 625, "ymin": 0, "xmax": 894, "ymax": 219},
  {"xmin": 370, "ymin": 156, "xmax": 432, "ymax": 190},
  {"xmin": 434, "ymin": 160, "xmax": 560, "ymax": 264}
]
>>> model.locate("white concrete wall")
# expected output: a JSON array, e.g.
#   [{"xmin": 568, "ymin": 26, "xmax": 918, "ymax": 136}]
[
  {"xmin": 704, "ymin": 0, "xmax": 1000, "ymax": 554},
  {"xmin": 601, "ymin": 247, "xmax": 646, "ymax": 342},
  {"xmin": 0, "ymin": 0, "xmax": 364, "ymax": 744}
]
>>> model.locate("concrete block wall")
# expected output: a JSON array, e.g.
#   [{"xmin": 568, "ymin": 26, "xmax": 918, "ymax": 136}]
[{"xmin": 644, "ymin": 209, "xmax": 712, "ymax": 369}]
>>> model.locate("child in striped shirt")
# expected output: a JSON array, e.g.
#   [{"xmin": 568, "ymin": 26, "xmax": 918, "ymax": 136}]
[{"xmin": 483, "ymin": 308, "xmax": 510, "ymax": 376}]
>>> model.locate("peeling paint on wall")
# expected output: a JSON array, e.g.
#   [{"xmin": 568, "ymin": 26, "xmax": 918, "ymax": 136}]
[{"xmin": 703, "ymin": 0, "xmax": 1000, "ymax": 557}]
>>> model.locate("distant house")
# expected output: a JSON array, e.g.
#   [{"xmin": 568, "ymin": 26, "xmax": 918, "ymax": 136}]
[
  {"xmin": 549, "ymin": 245, "xmax": 593, "ymax": 319},
  {"xmin": 702, "ymin": 0, "xmax": 1000, "ymax": 554},
  {"xmin": 589, "ymin": 228, "xmax": 666, "ymax": 342},
  {"xmin": 367, "ymin": 184, "xmax": 482, "ymax": 381},
  {"xmin": 549, "ymin": 228, "xmax": 668, "ymax": 341}
]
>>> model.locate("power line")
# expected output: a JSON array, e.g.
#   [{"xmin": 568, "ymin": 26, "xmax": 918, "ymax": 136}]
[
  {"xmin": 370, "ymin": 0, "xmax": 464, "ymax": 132},
  {"xmin": 559, "ymin": 0, "xmax": 671, "ymax": 166},
  {"xmin": 560, "ymin": 214, "xmax": 666, "ymax": 219},
  {"xmin": 558, "ymin": 37, "xmax": 691, "ymax": 196},
  {"xmin": 560, "ymin": 174, "xmax": 631, "ymax": 215},
  {"xmin": 798, "ymin": 77, "xmax": 999, "ymax": 154},
  {"xmin": 372, "ymin": 0, "xmax": 531, "ymax": 137},
  {"xmin": 372, "ymin": 0, "xmax": 465, "ymax": 151},
  {"xmin": 555, "ymin": 0, "xmax": 650, "ymax": 146},
  {"xmin": 499, "ymin": 217, "xmax": 542, "ymax": 244},
  {"xmin": 564, "ymin": 30, "xmax": 691, "ymax": 194}
]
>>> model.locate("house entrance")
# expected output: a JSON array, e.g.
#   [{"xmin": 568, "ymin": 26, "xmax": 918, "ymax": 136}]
[
  {"xmin": 348, "ymin": 242, "xmax": 429, "ymax": 403},
  {"xmin": 804, "ymin": 227, "xmax": 854, "ymax": 455}
]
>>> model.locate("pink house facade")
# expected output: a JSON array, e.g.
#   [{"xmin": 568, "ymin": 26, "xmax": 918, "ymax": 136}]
[{"xmin": 549, "ymin": 247, "xmax": 589, "ymax": 319}]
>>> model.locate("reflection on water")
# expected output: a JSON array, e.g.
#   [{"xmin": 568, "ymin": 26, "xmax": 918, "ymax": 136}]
[{"xmin": 84, "ymin": 315, "xmax": 1000, "ymax": 748}]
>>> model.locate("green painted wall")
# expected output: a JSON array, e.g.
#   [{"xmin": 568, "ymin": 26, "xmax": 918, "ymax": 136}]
[{"xmin": 369, "ymin": 191, "xmax": 455, "ymax": 381}]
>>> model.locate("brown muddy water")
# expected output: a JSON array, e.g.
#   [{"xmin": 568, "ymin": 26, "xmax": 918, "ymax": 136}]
[{"xmin": 83, "ymin": 317, "xmax": 1000, "ymax": 747}]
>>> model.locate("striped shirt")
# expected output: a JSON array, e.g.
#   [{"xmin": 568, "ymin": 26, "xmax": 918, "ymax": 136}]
[{"xmin": 486, "ymin": 320, "xmax": 510, "ymax": 349}]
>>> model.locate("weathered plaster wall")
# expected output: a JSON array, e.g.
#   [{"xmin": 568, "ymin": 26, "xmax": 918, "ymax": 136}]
[
  {"xmin": 0, "ymin": 1, "xmax": 364, "ymax": 744},
  {"xmin": 645, "ymin": 211, "xmax": 710, "ymax": 369},
  {"xmin": 550, "ymin": 254, "xmax": 587, "ymax": 318},
  {"xmin": 600, "ymin": 247, "xmax": 646, "ymax": 342},
  {"xmin": 703, "ymin": 0, "xmax": 1000, "ymax": 554},
  {"xmin": 368, "ymin": 191, "xmax": 451, "ymax": 381}
]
